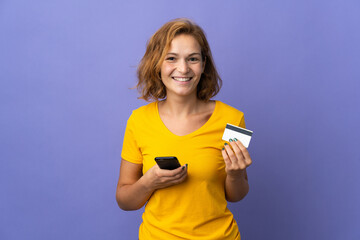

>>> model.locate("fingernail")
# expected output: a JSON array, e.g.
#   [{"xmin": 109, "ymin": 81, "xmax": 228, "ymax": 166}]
[
  {"xmin": 224, "ymin": 143, "xmax": 228, "ymax": 146},
  {"xmin": 182, "ymin": 166, "xmax": 185, "ymax": 170},
  {"xmin": 222, "ymin": 147, "xmax": 225, "ymax": 151},
  {"xmin": 229, "ymin": 139, "xmax": 233, "ymax": 142},
  {"xmin": 186, "ymin": 164, "xmax": 188, "ymax": 169},
  {"xmin": 234, "ymin": 138, "xmax": 238, "ymax": 141}
]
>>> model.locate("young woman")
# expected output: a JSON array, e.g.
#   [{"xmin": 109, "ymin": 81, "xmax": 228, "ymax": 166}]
[{"xmin": 116, "ymin": 18, "xmax": 252, "ymax": 240}]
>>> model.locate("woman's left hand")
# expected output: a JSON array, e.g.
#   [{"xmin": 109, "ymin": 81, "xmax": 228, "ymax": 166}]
[{"xmin": 221, "ymin": 138, "xmax": 252, "ymax": 178}]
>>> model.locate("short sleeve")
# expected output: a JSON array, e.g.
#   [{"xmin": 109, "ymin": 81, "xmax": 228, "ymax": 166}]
[
  {"xmin": 121, "ymin": 113, "xmax": 143, "ymax": 164},
  {"xmin": 239, "ymin": 114, "xmax": 246, "ymax": 129}
]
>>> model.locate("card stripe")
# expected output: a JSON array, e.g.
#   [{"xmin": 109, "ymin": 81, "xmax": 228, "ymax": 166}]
[{"xmin": 226, "ymin": 124, "xmax": 253, "ymax": 136}]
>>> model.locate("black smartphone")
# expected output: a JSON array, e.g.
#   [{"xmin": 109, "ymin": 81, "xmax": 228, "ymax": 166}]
[{"xmin": 155, "ymin": 156, "xmax": 181, "ymax": 170}]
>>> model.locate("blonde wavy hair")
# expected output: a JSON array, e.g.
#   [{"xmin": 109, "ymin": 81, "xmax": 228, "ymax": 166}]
[{"xmin": 136, "ymin": 18, "xmax": 222, "ymax": 102}]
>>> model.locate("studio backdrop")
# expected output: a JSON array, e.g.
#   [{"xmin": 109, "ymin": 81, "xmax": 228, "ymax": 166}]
[{"xmin": 1, "ymin": 0, "xmax": 359, "ymax": 239}]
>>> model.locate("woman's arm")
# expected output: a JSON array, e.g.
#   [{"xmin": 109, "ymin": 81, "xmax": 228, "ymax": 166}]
[
  {"xmin": 222, "ymin": 139, "xmax": 252, "ymax": 202},
  {"xmin": 115, "ymin": 160, "xmax": 152, "ymax": 210},
  {"xmin": 224, "ymin": 169, "xmax": 249, "ymax": 202},
  {"xmin": 116, "ymin": 159, "xmax": 188, "ymax": 211}
]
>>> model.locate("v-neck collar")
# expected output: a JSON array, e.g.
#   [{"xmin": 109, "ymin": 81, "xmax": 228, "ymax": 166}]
[{"xmin": 155, "ymin": 100, "xmax": 218, "ymax": 139}]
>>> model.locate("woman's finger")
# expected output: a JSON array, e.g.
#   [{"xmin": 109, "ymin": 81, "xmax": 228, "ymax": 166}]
[
  {"xmin": 234, "ymin": 138, "xmax": 252, "ymax": 166},
  {"xmin": 224, "ymin": 143, "xmax": 247, "ymax": 170},
  {"xmin": 156, "ymin": 165, "xmax": 188, "ymax": 187},
  {"xmin": 221, "ymin": 146, "xmax": 232, "ymax": 166},
  {"xmin": 157, "ymin": 165, "xmax": 186, "ymax": 177},
  {"xmin": 224, "ymin": 143, "xmax": 237, "ymax": 164},
  {"xmin": 229, "ymin": 139, "xmax": 245, "ymax": 162}
]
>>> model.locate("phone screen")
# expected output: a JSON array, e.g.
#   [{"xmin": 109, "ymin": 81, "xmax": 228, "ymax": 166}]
[{"xmin": 155, "ymin": 157, "xmax": 181, "ymax": 170}]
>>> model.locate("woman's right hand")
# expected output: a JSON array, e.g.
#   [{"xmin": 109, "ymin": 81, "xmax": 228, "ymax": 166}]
[{"xmin": 142, "ymin": 164, "xmax": 188, "ymax": 191}]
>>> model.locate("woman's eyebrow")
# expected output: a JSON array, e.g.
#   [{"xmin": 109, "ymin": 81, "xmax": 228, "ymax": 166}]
[
  {"xmin": 188, "ymin": 53, "xmax": 202, "ymax": 56},
  {"xmin": 166, "ymin": 52, "xmax": 201, "ymax": 56}
]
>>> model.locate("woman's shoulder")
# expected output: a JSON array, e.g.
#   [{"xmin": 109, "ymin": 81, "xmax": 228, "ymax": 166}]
[
  {"xmin": 215, "ymin": 100, "xmax": 244, "ymax": 116},
  {"xmin": 132, "ymin": 101, "xmax": 157, "ymax": 113},
  {"xmin": 128, "ymin": 102, "xmax": 157, "ymax": 121},
  {"xmin": 214, "ymin": 100, "xmax": 245, "ymax": 128}
]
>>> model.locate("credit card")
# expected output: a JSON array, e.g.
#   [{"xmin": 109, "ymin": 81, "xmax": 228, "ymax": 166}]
[{"xmin": 222, "ymin": 123, "xmax": 253, "ymax": 148}]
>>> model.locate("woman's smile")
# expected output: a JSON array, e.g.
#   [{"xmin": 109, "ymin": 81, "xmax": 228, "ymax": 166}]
[{"xmin": 172, "ymin": 77, "xmax": 192, "ymax": 82}]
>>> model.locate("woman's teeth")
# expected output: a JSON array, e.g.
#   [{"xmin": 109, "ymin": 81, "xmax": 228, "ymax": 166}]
[{"xmin": 173, "ymin": 77, "xmax": 191, "ymax": 82}]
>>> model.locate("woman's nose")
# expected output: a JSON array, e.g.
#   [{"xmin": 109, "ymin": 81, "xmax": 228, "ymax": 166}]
[{"xmin": 177, "ymin": 59, "xmax": 189, "ymax": 74}]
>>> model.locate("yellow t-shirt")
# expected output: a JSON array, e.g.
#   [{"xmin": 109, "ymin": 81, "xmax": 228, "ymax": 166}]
[{"xmin": 121, "ymin": 100, "xmax": 245, "ymax": 240}]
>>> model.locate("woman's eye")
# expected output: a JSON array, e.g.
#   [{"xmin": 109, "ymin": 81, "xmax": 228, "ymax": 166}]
[
  {"xmin": 166, "ymin": 57, "xmax": 175, "ymax": 61},
  {"xmin": 189, "ymin": 57, "xmax": 199, "ymax": 62}
]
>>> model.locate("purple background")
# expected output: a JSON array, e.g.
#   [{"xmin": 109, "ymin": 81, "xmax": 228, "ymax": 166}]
[{"xmin": 1, "ymin": 0, "xmax": 359, "ymax": 239}]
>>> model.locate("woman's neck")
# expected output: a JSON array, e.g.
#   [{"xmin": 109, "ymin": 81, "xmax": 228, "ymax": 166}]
[{"xmin": 159, "ymin": 95, "xmax": 204, "ymax": 118}]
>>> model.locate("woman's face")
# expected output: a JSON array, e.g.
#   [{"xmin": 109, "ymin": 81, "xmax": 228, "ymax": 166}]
[{"xmin": 160, "ymin": 34, "xmax": 205, "ymax": 99}]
